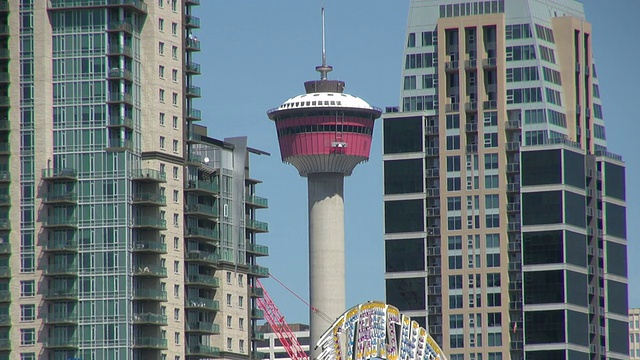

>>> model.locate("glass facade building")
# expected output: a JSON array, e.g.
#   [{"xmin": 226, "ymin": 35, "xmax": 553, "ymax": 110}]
[
  {"xmin": 383, "ymin": 1, "xmax": 629, "ymax": 360},
  {"xmin": 2, "ymin": 1, "xmax": 269, "ymax": 360}
]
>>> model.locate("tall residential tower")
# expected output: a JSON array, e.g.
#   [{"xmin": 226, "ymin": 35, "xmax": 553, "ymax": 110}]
[
  {"xmin": 1, "ymin": 1, "xmax": 270, "ymax": 360},
  {"xmin": 267, "ymin": 9, "xmax": 382, "ymax": 357},
  {"xmin": 383, "ymin": 1, "xmax": 628, "ymax": 360}
]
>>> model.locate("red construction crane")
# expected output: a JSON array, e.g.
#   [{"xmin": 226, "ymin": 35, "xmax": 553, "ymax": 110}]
[{"xmin": 255, "ymin": 279, "xmax": 309, "ymax": 360}]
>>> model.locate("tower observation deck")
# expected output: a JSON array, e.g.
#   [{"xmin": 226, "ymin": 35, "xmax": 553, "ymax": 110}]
[{"xmin": 267, "ymin": 9, "xmax": 382, "ymax": 357}]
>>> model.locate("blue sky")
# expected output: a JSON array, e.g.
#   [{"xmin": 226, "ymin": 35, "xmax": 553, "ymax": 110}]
[{"xmin": 195, "ymin": 1, "xmax": 640, "ymax": 323}]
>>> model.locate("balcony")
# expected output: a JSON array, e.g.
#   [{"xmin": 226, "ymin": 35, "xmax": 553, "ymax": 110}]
[
  {"xmin": 0, "ymin": 315, "xmax": 9, "ymax": 326},
  {"xmin": 186, "ymin": 0, "xmax": 200, "ymax": 4},
  {"xmin": 107, "ymin": 138, "xmax": 134, "ymax": 151},
  {"xmin": 42, "ymin": 216, "xmax": 78, "ymax": 228},
  {"xmin": 425, "ymin": 148, "xmax": 439, "ymax": 157},
  {"xmin": 507, "ymin": 202, "xmax": 520, "ymax": 213},
  {"xmin": 107, "ymin": 92, "xmax": 133, "ymax": 105},
  {"xmin": 464, "ymin": 59, "xmax": 477, "ymax": 69},
  {"xmin": 509, "ymin": 281, "xmax": 522, "ymax": 291},
  {"xmin": 49, "ymin": 0, "xmax": 148, "ymax": 14},
  {"xmin": 132, "ymin": 337, "xmax": 168, "ymax": 349},
  {"xmin": 427, "ymin": 226, "xmax": 440, "ymax": 236},
  {"xmin": 0, "ymin": 142, "xmax": 9, "ymax": 155},
  {"xmin": 246, "ymin": 195, "xmax": 269, "ymax": 208},
  {"xmin": 445, "ymin": 103, "xmax": 460, "ymax": 113},
  {"xmin": 466, "ymin": 144, "xmax": 478, "ymax": 154},
  {"xmin": 185, "ymin": 203, "xmax": 218, "ymax": 218},
  {"xmin": 107, "ymin": 44, "xmax": 133, "ymax": 58},
  {"xmin": 42, "ymin": 192, "xmax": 77, "ymax": 204},
  {"xmin": 187, "ymin": 345, "xmax": 220, "ymax": 357},
  {"xmin": 186, "ymin": 85, "xmax": 201, "ymax": 98},
  {"xmin": 0, "ymin": 340, "xmax": 9, "ymax": 350},
  {"xmin": 45, "ymin": 336, "xmax": 78, "ymax": 349},
  {"xmin": 252, "ymin": 308, "xmax": 265, "ymax": 319},
  {"xmin": 42, "ymin": 168, "xmax": 77, "ymax": 180},
  {"xmin": 44, "ymin": 287, "xmax": 78, "ymax": 300},
  {"xmin": 132, "ymin": 193, "xmax": 166, "ymax": 206},
  {"xmin": 0, "ymin": 2, "xmax": 7, "ymax": 12},
  {"xmin": 132, "ymin": 240, "xmax": 167, "ymax": 253},
  {"xmin": 185, "ymin": 180, "xmax": 219, "ymax": 194},
  {"xmin": 508, "ymin": 222, "xmax": 521, "ymax": 232},
  {"xmin": 425, "ymin": 126, "xmax": 439, "ymax": 135},
  {"xmin": 186, "ymin": 322, "xmax": 220, "ymax": 334},
  {"xmin": 44, "ymin": 239, "xmax": 78, "ymax": 252},
  {"xmin": 185, "ymin": 226, "xmax": 219, "ymax": 242},
  {"xmin": 249, "ymin": 265, "xmax": 269, "ymax": 277},
  {"xmin": 44, "ymin": 312, "xmax": 78, "ymax": 324},
  {"xmin": 425, "ymin": 168, "xmax": 439, "ymax": 178},
  {"xmin": 246, "ymin": 219, "xmax": 268, "ymax": 233},
  {"xmin": 0, "ymin": 25, "xmax": 8, "ymax": 37},
  {"xmin": 187, "ymin": 107, "xmax": 202, "ymax": 121},
  {"xmin": 426, "ymin": 188, "xmax": 439, "ymax": 197},
  {"xmin": 185, "ymin": 15, "xmax": 201, "ymax": 28},
  {"xmin": 107, "ymin": 68, "xmax": 134, "ymax": 82},
  {"xmin": 132, "ymin": 217, "xmax": 167, "ymax": 230},
  {"xmin": 483, "ymin": 100, "xmax": 497, "ymax": 110},
  {"xmin": 0, "ymin": 96, "xmax": 8, "ymax": 107},
  {"xmin": 185, "ymin": 297, "xmax": 220, "ymax": 311},
  {"xmin": 186, "ymin": 250, "xmax": 220, "ymax": 266},
  {"xmin": 250, "ymin": 287, "xmax": 264, "ymax": 298},
  {"xmin": 444, "ymin": 61, "xmax": 459, "ymax": 72},
  {"xmin": 186, "ymin": 38, "xmax": 201, "ymax": 51},
  {"xmin": 132, "ymin": 289, "xmax": 167, "ymax": 301},
  {"xmin": 131, "ymin": 168, "xmax": 166, "ymax": 183},
  {"xmin": 506, "ymin": 162, "xmax": 520, "ymax": 173},
  {"xmin": 506, "ymin": 120, "xmax": 521, "ymax": 130},
  {"xmin": 247, "ymin": 243, "xmax": 269, "ymax": 256},
  {"xmin": 0, "ymin": 194, "xmax": 8, "ymax": 206},
  {"xmin": 0, "ymin": 49, "xmax": 8, "ymax": 59},
  {"xmin": 252, "ymin": 331, "xmax": 265, "ymax": 340},
  {"xmin": 107, "ymin": 21, "xmax": 134, "ymax": 34},
  {"xmin": 0, "ymin": 120, "xmax": 8, "ymax": 131},
  {"xmin": 108, "ymin": 115, "xmax": 134, "ymax": 129},
  {"xmin": 0, "ymin": 290, "xmax": 9, "ymax": 302},
  {"xmin": 0, "ymin": 73, "xmax": 8, "ymax": 84},
  {"xmin": 132, "ymin": 313, "xmax": 168, "ymax": 325},
  {"xmin": 465, "ymin": 122, "xmax": 478, "ymax": 132},
  {"xmin": 132, "ymin": 265, "xmax": 167, "ymax": 278},
  {"xmin": 508, "ymin": 242, "xmax": 521, "ymax": 252},
  {"xmin": 0, "ymin": 219, "xmax": 8, "ymax": 231},
  {"xmin": 506, "ymin": 142, "xmax": 520, "ymax": 152},
  {"xmin": 185, "ymin": 62, "xmax": 201, "ymax": 74},
  {"xmin": 507, "ymin": 183, "xmax": 520, "ymax": 193},
  {"xmin": 0, "ymin": 171, "xmax": 8, "ymax": 182},
  {"xmin": 43, "ymin": 263, "xmax": 78, "ymax": 276},
  {"xmin": 482, "ymin": 57, "xmax": 497, "ymax": 69},
  {"xmin": 186, "ymin": 274, "xmax": 219, "ymax": 288}
]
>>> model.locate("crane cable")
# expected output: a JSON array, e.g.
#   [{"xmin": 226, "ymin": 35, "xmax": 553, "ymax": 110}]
[{"xmin": 268, "ymin": 272, "xmax": 334, "ymax": 324}]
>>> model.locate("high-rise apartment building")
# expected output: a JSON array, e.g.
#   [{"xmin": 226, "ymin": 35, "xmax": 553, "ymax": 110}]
[
  {"xmin": 631, "ymin": 309, "xmax": 640, "ymax": 359},
  {"xmin": 1, "ymin": 1, "xmax": 269, "ymax": 360},
  {"xmin": 383, "ymin": 1, "xmax": 629, "ymax": 360}
]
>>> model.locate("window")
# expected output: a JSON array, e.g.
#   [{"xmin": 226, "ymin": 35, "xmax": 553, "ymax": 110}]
[
  {"xmin": 485, "ymin": 195, "xmax": 499, "ymax": 209},
  {"xmin": 488, "ymin": 312, "xmax": 502, "ymax": 327},
  {"xmin": 486, "ymin": 214, "xmax": 500, "ymax": 228},
  {"xmin": 159, "ymin": 65, "xmax": 165, "ymax": 78},
  {"xmin": 450, "ymin": 314, "xmax": 464, "ymax": 329},
  {"xmin": 488, "ymin": 352, "xmax": 502, "ymax": 360},
  {"xmin": 450, "ymin": 334, "xmax": 464, "ymax": 348},
  {"xmin": 20, "ymin": 354, "xmax": 36, "ymax": 360},
  {"xmin": 239, "ymin": 339, "xmax": 245, "ymax": 353},
  {"xmin": 226, "ymin": 316, "xmax": 232, "ymax": 328},
  {"xmin": 449, "ymin": 275, "xmax": 463, "ymax": 289},
  {"xmin": 239, "ymin": 318, "xmax": 245, "ymax": 330},
  {"xmin": 226, "ymin": 272, "xmax": 232, "ymax": 284},
  {"xmin": 160, "ymin": 163, "xmax": 166, "ymax": 174},
  {"xmin": 485, "ymin": 174, "xmax": 499, "ymax": 189},
  {"xmin": 227, "ymin": 337, "xmax": 232, "ymax": 351},
  {"xmin": 446, "ymin": 135, "xmax": 460, "ymax": 150},
  {"xmin": 173, "ymin": 213, "xmax": 179, "ymax": 227},
  {"xmin": 172, "ymin": 92, "xmax": 178, "ymax": 106},
  {"xmin": 173, "ymin": 260, "xmax": 179, "ymax": 274},
  {"xmin": 159, "ymin": 112, "xmax": 166, "ymax": 126},
  {"xmin": 447, "ymin": 156, "xmax": 461, "ymax": 172},
  {"xmin": 483, "ymin": 133, "xmax": 498, "ymax": 148},
  {"xmin": 487, "ymin": 273, "xmax": 501, "ymax": 287},
  {"xmin": 174, "ymin": 308, "xmax": 180, "ymax": 321},
  {"xmin": 238, "ymin": 274, "xmax": 244, "ymax": 286},
  {"xmin": 447, "ymin": 197, "xmax": 461, "ymax": 211},
  {"xmin": 486, "ymin": 234, "xmax": 500, "ymax": 248},
  {"xmin": 488, "ymin": 333, "xmax": 502, "ymax": 347},
  {"xmin": 158, "ymin": 0, "xmax": 163, "ymax": 7},
  {"xmin": 21, "ymin": 329, "xmax": 35, "ymax": 346},
  {"xmin": 449, "ymin": 294, "xmax": 463, "ymax": 309},
  {"xmin": 159, "ymin": 136, "xmax": 165, "ymax": 149},
  {"xmin": 171, "ymin": 0, "xmax": 177, "ymax": 11},
  {"xmin": 173, "ymin": 284, "xmax": 179, "ymax": 298},
  {"xmin": 172, "ymin": 69, "xmax": 178, "ymax": 82},
  {"xmin": 159, "ymin": 89, "xmax": 165, "ymax": 102},
  {"xmin": 446, "ymin": 114, "xmax": 460, "ymax": 129},
  {"xmin": 172, "ymin": 116, "xmax": 178, "ymax": 129},
  {"xmin": 403, "ymin": 75, "xmax": 416, "ymax": 90},
  {"xmin": 173, "ymin": 190, "xmax": 179, "ymax": 203},
  {"xmin": 239, "ymin": 296, "xmax": 244, "ymax": 308},
  {"xmin": 171, "ymin": 22, "xmax": 178, "ymax": 35},
  {"xmin": 172, "ymin": 46, "xmax": 178, "ymax": 59},
  {"xmin": 449, "ymin": 255, "xmax": 462, "ymax": 269},
  {"xmin": 173, "ymin": 237, "xmax": 179, "ymax": 250},
  {"xmin": 447, "ymin": 177, "xmax": 461, "ymax": 191},
  {"xmin": 226, "ymin": 294, "xmax": 232, "ymax": 306},
  {"xmin": 159, "ymin": 42, "xmax": 165, "ymax": 55},
  {"xmin": 20, "ymin": 280, "xmax": 35, "ymax": 297},
  {"xmin": 173, "ymin": 140, "xmax": 179, "ymax": 153},
  {"xmin": 484, "ymin": 153, "xmax": 498, "ymax": 169},
  {"xmin": 448, "ymin": 236, "xmax": 462, "ymax": 250},
  {"xmin": 174, "ymin": 332, "xmax": 180, "ymax": 345},
  {"xmin": 487, "ymin": 253, "xmax": 500, "ymax": 267},
  {"xmin": 487, "ymin": 293, "xmax": 501, "ymax": 307},
  {"xmin": 20, "ymin": 304, "xmax": 35, "ymax": 322},
  {"xmin": 172, "ymin": 166, "xmax": 179, "ymax": 179}
]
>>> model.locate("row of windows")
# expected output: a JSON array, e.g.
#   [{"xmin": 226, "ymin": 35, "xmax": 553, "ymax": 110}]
[
  {"xmin": 405, "ymin": 52, "xmax": 437, "ymax": 69},
  {"xmin": 545, "ymin": 88, "xmax": 563, "ymax": 106},
  {"xmin": 276, "ymin": 124, "xmax": 373, "ymax": 137},
  {"xmin": 447, "ymin": 215, "xmax": 501, "ymax": 230},
  {"xmin": 402, "ymin": 95, "xmax": 437, "ymax": 112},
  {"xmin": 439, "ymin": 1, "xmax": 505, "ymax": 19},
  {"xmin": 403, "ymin": 74, "xmax": 439, "ymax": 90},
  {"xmin": 594, "ymin": 124, "xmax": 606, "ymax": 140},
  {"xmin": 543, "ymin": 67, "xmax": 562, "ymax": 85},
  {"xmin": 158, "ymin": 41, "xmax": 180, "ymax": 59},
  {"xmin": 547, "ymin": 109, "xmax": 567, "ymax": 128},
  {"xmin": 535, "ymin": 24, "xmax": 555, "ymax": 43},
  {"xmin": 539, "ymin": 45, "xmax": 556, "ymax": 64},
  {"xmin": 449, "ymin": 292, "xmax": 502, "ymax": 309},
  {"xmin": 447, "ymin": 234, "xmax": 500, "ymax": 250},
  {"xmin": 507, "ymin": 87, "xmax": 542, "ymax": 104},
  {"xmin": 450, "ymin": 333, "xmax": 502, "ymax": 348},
  {"xmin": 449, "ymin": 273, "xmax": 501, "ymax": 291},
  {"xmin": 505, "ymin": 24, "xmax": 532, "ymax": 40},
  {"xmin": 506, "ymin": 45, "xmax": 536, "ymax": 61},
  {"xmin": 506, "ymin": 66, "xmax": 538, "ymax": 83},
  {"xmin": 447, "ymin": 175, "xmax": 500, "ymax": 191}
]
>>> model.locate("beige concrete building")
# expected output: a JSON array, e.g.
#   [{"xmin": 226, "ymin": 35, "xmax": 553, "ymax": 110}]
[
  {"xmin": 383, "ymin": 1, "xmax": 629, "ymax": 360},
  {"xmin": 1, "ymin": 1, "xmax": 269, "ymax": 360},
  {"xmin": 631, "ymin": 309, "xmax": 640, "ymax": 359}
]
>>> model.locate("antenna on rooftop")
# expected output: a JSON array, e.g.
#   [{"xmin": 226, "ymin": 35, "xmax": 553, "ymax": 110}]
[{"xmin": 315, "ymin": 3, "xmax": 333, "ymax": 80}]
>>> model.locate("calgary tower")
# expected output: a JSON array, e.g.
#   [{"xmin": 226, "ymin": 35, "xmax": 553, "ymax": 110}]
[{"xmin": 267, "ymin": 8, "xmax": 382, "ymax": 357}]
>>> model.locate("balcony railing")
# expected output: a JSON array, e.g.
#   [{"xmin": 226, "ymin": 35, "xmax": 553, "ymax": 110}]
[
  {"xmin": 185, "ymin": 180, "xmax": 219, "ymax": 194},
  {"xmin": 107, "ymin": 21, "xmax": 134, "ymax": 33},
  {"xmin": 187, "ymin": 345, "xmax": 220, "ymax": 357},
  {"xmin": 185, "ymin": 15, "xmax": 201, "ymax": 28},
  {"xmin": 186, "ymin": 38, "xmax": 201, "ymax": 51},
  {"xmin": 44, "ymin": 336, "xmax": 78, "ymax": 348},
  {"xmin": 43, "ymin": 192, "xmax": 77, "ymax": 204},
  {"xmin": 107, "ymin": 138, "xmax": 134, "ymax": 150},
  {"xmin": 186, "ymin": 297, "xmax": 220, "ymax": 311},
  {"xmin": 107, "ymin": 44, "xmax": 133, "ymax": 57},
  {"xmin": 44, "ymin": 239, "xmax": 78, "ymax": 252},
  {"xmin": 108, "ymin": 115, "xmax": 134, "ymax": 129},
  {"xmin": 43, "ymin": 263, "xmax": 78, "ymax": 275},
  {"xmin": 185, "ymin": 203, "xmax": 218, "ymax": 217},
  {"xmin": 108, "ymin": 92, "xmax": 133, "ymax": 105},
  {"xmin": 131, "ymin": 168, "xmax": 166, "ymax": 182},
  {"xmin": 186, "ymin": 85, "xmax": 202, "ymax": 97},
  {"xmin": 49, "ymin": 0, "xmax": 148, "ymax": 14},
  {"xmin": 246, "ymin": 219, "xmax": 268, "ymax": 232},
  {"xmin": 250, "ymin": 287, "xmax": 264, "ymax": 298},
  {"xmin": 133, "ymin": 337, "xmax": 168, "ymax": 349},
  {"xmin": 247, "ymin": 243, "xmax": 269, "ymax": 256},
  {"xmin": 249, "ymin": 265, "xmax": 269, "ymax": 277},
  {"xmin": 132, "ymin": 240, "xmax": 167, "ymax": 253},
  {"xmin": 0, "ymin": 290, "xmax": 9, "ymax": 302},
  {"xmin": 185, "ymin": 226, "xmax": 219, "ymax": 242},
  {"xmin": 483, "ymin": 100, "xmax": 497, "ymax": 110},
  {"xmin": 482, "ymin": 57, "xmax": 497, "ymax": 68},
  {"xmin": 133, "ymin": 289, "xmax": 167, "ymax": 301},
  {"xmin": 186, "ymin": 274, "xmax": 219, "ymax": 288},
  {"xmin": 44, "ymin": 312, "xmax": 78, "ymax": 324},
  {"xmin": 42, "ymin": 168, "xmax": 77, "ymax": 180},
  {"xmin": 132, "ymin": 217, "xmax": 167, "ymax": 229},
  {"xmin": 252, "ymin": 309, "xmax": 265, "ymax": 318},
  {"xmin": 132, "ymin": 313, "xmax": 168, "ymax": 325},
  {"xmin": 186, "ymin": 322, "xmax": 220, "ymax": 334},
  {"xmin": 187, "ymin": 107, "xmax": 202, "ymax": 121},
  {"xmin": 246, "ymin": 195, "xmax": 269, "ymax": 208},
  {"xmin": 132, "ymin": 265, "xmax": 167, "ymax": 277},
  {"xmin": 186, "ymin": 250, "xmax": 220, "ymax": 265},
  {"xmin": 132, "ymin": 193, "xmax": 166, "ymax": 206},
  {"xmin": 42, "ymin": 216, "xmax": 78, "ymax": 228},
  {"xmin": 44, "ymin": 287, "xmax": 78, "ymax": 300},
  {"xmin": 107, "ymin": 68, "xmax": 134, "ymax": 82},
  {"xmin": 185, "ymin": 62, "xmax": 201, "ymax": 74}
]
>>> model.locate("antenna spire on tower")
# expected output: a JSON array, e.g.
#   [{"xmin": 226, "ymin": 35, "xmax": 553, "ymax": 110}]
[{"xmin": 316, "ymin": 3, "xmax": 333, "ymax": 80}]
